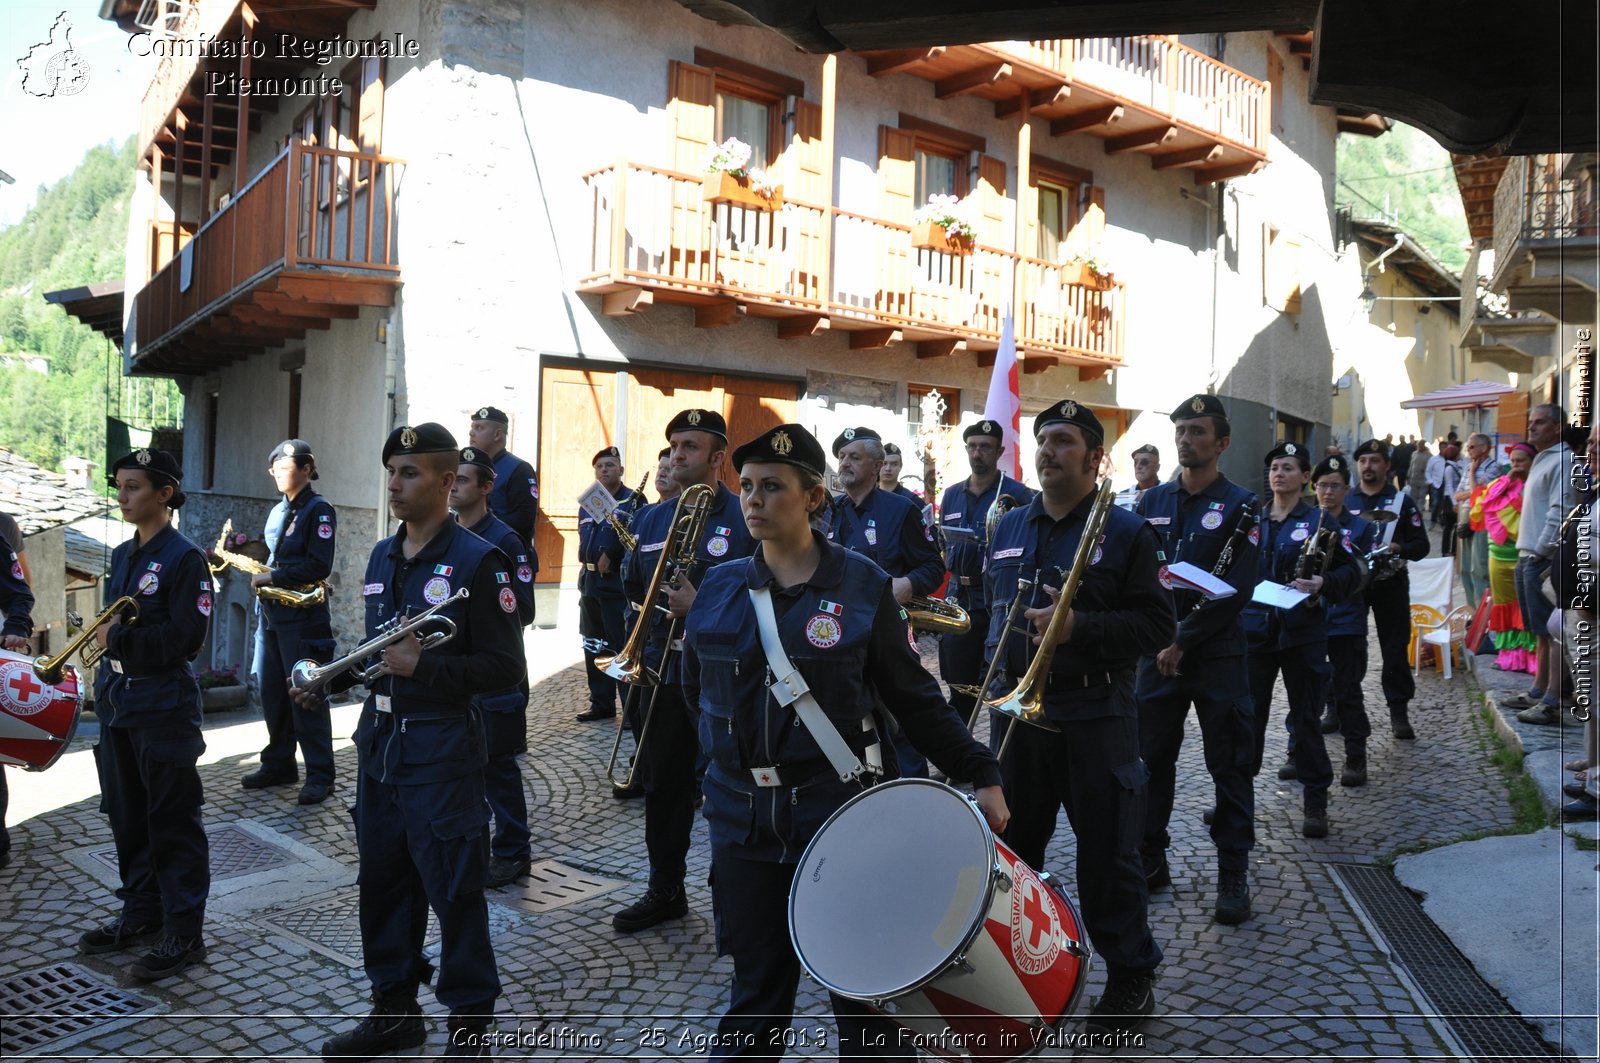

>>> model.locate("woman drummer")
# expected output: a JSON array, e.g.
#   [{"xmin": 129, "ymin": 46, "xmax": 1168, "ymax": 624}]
[{"xmin": 681, "ymin": 423, "xmax": 1008, "ymax": 1061}]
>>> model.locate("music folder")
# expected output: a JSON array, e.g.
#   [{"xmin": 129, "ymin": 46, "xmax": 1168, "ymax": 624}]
[
  {"xmin": 1165, "ymin": 561, "xmax": 1235, "ymax": 600},
  {"xmin": 577, "ymin": 481, "xmax": 618, "ymax": 523}
]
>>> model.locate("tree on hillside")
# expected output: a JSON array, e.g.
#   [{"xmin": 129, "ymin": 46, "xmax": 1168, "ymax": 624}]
[{"xmin": 1337, "ymin": 123, "xmax": 1470, "ymax": 273}]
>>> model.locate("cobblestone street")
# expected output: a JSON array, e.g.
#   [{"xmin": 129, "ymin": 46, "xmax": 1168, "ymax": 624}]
[{"xmin": 0, "ymin": 628, "xmax": 1548, "ymax": 1059}]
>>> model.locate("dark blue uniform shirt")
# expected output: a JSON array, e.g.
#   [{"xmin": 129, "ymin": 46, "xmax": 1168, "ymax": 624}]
[
  {"xmin": 939, "ymin": 473, "xmax": 1033, "ymax": 613},
  {"xmin": 1345, "ymin": 483, "xmax": 1431, "ymax": 574},
  {"xmin": 464, "ymin": 510, "xmax": 534, "ymax": 713},
  {"xmin": 262, "ymin": 485, "xmax": 335, "ymax": 631},
  {"xmin": 1136, "ymin": 474, "xmax": 1259, "ymax": 657},
  {"xmin": 1242, "ymin": 500, "xmax": 1366, "ymax": 651},
  {"xmin": 827, "ymin": 485, "xmax": 944, "ymax": 598},
  {"xmin": 985, "ymin": 490, "xmax": 1174, "ymax": 720},
  {"xmin": 0, "ymin": 539, "xmax": 34, "ymax": 639},
  {"xmin": 489, "ymin": 449, "xmax": 539, "ymax": 548},
  {"xmin": 95, "ymin": 524, "xmax": 210, "ymax": 727},
  {"xmin": 1325, "ymin": 508, "xmax": 1378, "ymax": 637}
]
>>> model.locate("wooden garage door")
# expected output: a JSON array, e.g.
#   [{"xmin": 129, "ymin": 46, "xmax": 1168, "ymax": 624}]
[{"xmin": 535, "ymin": 365, "xmax": 799, "ymax": 585}]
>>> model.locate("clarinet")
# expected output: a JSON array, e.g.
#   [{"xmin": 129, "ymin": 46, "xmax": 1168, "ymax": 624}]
[{"xmin": 1184, "ymin": 498, "xmax": 1257, "ymax": 619}]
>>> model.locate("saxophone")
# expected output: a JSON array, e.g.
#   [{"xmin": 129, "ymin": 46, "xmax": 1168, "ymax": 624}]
[{"xmin": 209, "ymin": 519, "xmax": 329, "ymax": 608}]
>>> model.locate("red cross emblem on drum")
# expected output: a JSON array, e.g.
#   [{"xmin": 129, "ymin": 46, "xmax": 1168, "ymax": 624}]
[
  {"xmin": 1009, "ymin": 858, "xmax": 1062, "ymax": 975},
  {"xmin": 0, "ymin": 660, "xmax": 52, "ymax": 717}
]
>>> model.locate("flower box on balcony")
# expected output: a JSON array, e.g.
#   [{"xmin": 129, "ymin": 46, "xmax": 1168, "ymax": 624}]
[
  {"xmin": 911, "ymin": 221, "xmax": 974, "ymax": 256},
  {"xmin": 1063, "ymin": 262, "xmax": 1115, "ymax": 290},
  {"xmin": 704, "ymin": 171, "xmax": 783, "ymax": 212}
]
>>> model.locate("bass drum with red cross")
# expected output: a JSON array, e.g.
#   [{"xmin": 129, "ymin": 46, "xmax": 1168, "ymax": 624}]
[
  {"xmin": 0, "ymin": 649, "xmax": 83, "ymax": 771},
  {"xmin": 790, "ymin": 778, "xmax": 1090, "ymax": 1059}
]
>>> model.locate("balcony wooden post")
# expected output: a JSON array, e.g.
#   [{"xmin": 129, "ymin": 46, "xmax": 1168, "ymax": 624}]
[
  {"xmin": 150, "ymin": 144, "xmax": 163, "ymax": 280},
  {"xmin": 200, "ymin": 94, "xmax": 214, "ymax": 223},
  {"xmin": 820, "ymin": 54, "xmax": 837, "ymax": 310},
  {"xmin": 1014, "ymin": 89, "xmax": 1032, "ymax": 334},
  {"xmin": 173, "ymin": 111, "xmax": 186, "ymax": 243},
  {"xmin": 285, "ymin": 141, "xmax": 299, "ymax": 269},
  {"xmin": 609, "ymin": 156, "xmax": 628, "ymax": 285},
  {"xmin": 235, "ymin": 3, "xmax": 256, "ymax": 192}
]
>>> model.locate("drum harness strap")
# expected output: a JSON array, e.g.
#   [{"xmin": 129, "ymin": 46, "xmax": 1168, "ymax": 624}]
[{"xmin": 749, "ymin": 588, "xmax": 883, "ymax": 785}]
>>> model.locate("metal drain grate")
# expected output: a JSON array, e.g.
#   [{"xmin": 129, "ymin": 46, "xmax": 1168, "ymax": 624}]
[
  {"xmin": 89, "ymin": 823, "xmax": 296, "ymax": 881},
  {"xmin": 1332, "ymin": 863, "xmax": 1561, "ymax": 1061},
  {"xmin": 497, "ymin": 859, "xmax": 627, "ymax": 914},
  {"xmin": 258, "ymin": 891, "xmax": 440, "ymax": 967},
  {"xmin": 0, "ymin": 963, "xmax": 155, "ymax": 1055}
]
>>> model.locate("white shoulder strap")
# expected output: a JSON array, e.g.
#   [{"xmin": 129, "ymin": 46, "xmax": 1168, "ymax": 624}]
[{"xmin": 748, "ymin": 587, "xmax": 870, "ymax": 782}]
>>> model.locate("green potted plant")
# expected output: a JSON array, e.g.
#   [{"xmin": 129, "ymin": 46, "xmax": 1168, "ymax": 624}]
[
  {"xmin": 911, "ymin": 194, "xmax": 976, "ymax": 255},
  {"xmin": 704, "ymin": 138, "xmax": 784, "ymax": 211},
  {"xmin": 198, "ymin": 665, "xmax": 247, "ymax": 711}
]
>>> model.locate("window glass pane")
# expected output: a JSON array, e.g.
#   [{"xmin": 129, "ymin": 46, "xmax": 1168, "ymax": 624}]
[
  {"xmin": 915, "ymin": 150, "xmax": 957, "ymax": 203},
  {"xmin": 716, "ymin": 92, "xmax": 770, "ymax": 169},
  {"xmin": 1037, "ymin": 185, "xmax": 1063, "ymax": 260}
]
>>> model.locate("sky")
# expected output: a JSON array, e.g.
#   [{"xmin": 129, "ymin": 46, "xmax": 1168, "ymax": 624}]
[{"xmin": 1, "ymin": 0, "xmax": 153, "ymax": 226}]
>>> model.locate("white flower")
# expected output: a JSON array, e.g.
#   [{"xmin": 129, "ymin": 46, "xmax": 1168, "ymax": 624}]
[
  {"xmin": 913, "ymin": 194, "xmax": 976, "ymax": 239},
  {"xmin": 746, "ymin": 167, "xmax": 779, "ymax": 199},
  {"xmin": 706, "ymin": 137, "xmax": 753, "ymax": 176}
]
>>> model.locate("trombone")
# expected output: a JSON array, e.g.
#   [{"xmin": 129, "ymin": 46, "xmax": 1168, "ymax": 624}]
[
  {"xmin": 953, "ymin": 572, "xmax": 1035, "ymax": 730},
  {"xmin": 601, "ymin": 483, "xmax": 715, "ymax": 787},
  {"xmin": 33, "ymin": 597, "xmax": 140, "ymax": 685},
  {"xmin": 289, "ymin": 588, "xmax": 468, "ymax": 695}
]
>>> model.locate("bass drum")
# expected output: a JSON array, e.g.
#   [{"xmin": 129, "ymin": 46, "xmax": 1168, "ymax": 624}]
[
  {"xmin": 789, "ymin": 778, "xmax": 1090, "ymax": 1060},
  {"xmin": 0, "ymin": 650, "xmax": 83, "ymax": 771}
]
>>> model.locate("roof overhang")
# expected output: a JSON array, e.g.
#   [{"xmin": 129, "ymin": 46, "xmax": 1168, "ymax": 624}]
[
  {"xmin": 1400, "ymin": 380, "xmax": 1518, "ymax": 410},
  {"xmin": 42, "ymin": 281, "xmax": 125, "ymax": 348}
]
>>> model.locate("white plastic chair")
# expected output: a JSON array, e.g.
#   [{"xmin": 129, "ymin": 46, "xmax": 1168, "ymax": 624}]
[{"xmin": 1415, "ymin": 605, "xmax": 1473, "ymax": 678}]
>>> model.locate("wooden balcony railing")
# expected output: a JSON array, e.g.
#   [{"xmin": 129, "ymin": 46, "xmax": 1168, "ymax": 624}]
[
  {"xmin": 1491, "ymin": 156, "xmax": 1600, "ymax": 288},
  {"xmin": 581, "ymin": 162, "xmax": 1122, "ymax": 366},
  {"xmin": 138, "ymin": 0, "xmax": 236, "ymax": 157},
  {"xmin": 133, "ymin": 141, "xmax": 402, "ymax": 364}
]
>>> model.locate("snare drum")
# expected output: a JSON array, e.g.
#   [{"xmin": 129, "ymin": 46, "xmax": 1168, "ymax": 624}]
[
  {"xmin": 790, "ymin": 779, "xmax": 1089, "ymax": 1061},
  {"xmin": 0, "ymin": 649, "xmax": 83, "ymax": 771}
]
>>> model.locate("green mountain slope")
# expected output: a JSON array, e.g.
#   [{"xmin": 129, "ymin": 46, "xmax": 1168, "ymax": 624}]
[{"xmin": 1337, "ymin": 122, "xmax": 1470, "ymax": 273}]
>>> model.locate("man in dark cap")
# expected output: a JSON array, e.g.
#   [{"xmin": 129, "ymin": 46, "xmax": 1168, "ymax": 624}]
[
  {"xmin": 1135, "ymin": 394, "xmax": 1261, "ymax": 925},
  {"xmin": 81, "ymin": 448, "xmax": 212, "ymax": 982},
  {"xmin": 1115, "ymin": 443, "xmax": 1162, "ymax": 511},
  {"xmin": 467, "ymin": 406, "xmax": 540, "ymax": 548},
  {"xmin": 452, "ymin": 446, "xmax": 537, "ymax": 889},
  {"xmin": 1347, "ymin": 438, "xmax": 1431, "ymax": 740},
  {"xmin": 938, "ymin": 418, "xmax": 1033, "ymax": 745},
  {"xmin": 828, "ymin": 424, "xmax": 946, "ymax": 778},
  {"xmin": 313, "ymin": 423, "xmax": 526, "ymax": 1059},
  {"xmin": 242, "ymin": 439, "xmax": 339, "ymax": 805},
  {"xmin": 613, "ymin": 409, "xmax": 754, "ymax": 934},
  {"xmin": 985, "ymin": 398, "xmax": 1171, "ymax": 1037},
  {"xmin": 577, "ymin": 446, "xmax": 645, "ymax": 723},
  {"xmin": 878, "ymin": 442, "xmax": 922, "ymax": 504}
]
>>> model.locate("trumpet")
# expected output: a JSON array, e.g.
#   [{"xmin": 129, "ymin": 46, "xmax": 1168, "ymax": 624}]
[
  {"xmin": 33, "ymin": 597, "xmax": 140, "ymax": 685},
  {"xmin": 289, "ymin": 588, "xmax": 468, "ymax": 695},
  {"xmin": 601, "ymin": 482, "xmax": 715, "ymax": 787},
  {"xmin": 209, "ymin": 519, "xmax": 329, "ymax": 608},
  {"xmin": 906, "ymin": 596, "xmax": 971, "ymax": 634},
  {"xmin": 986, "ymin": 478, "xmax": 1117, "ymax": 758},
  {"xmin": 606, "ymin": 474, "xmax": 650, "ymax": 552}
]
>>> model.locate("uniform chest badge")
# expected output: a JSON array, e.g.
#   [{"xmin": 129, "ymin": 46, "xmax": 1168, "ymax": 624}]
[
  {"xmin": 805, "ymin": 614, "xmax": 843, "ymax": 648},
  {"xmin": 196, "ymin": 591, "xmax": 213, "ymax": 617},
  {"xmin": 498, "ymin": 587, "xmax": 518, "ymax": 613},
  {"xmin": 1411, "ymin": 512, "xmax": 1422, "ymax": 526},
  {"xmin": 864, "ymin": 519, "xmax": 878, "ymax": 546},
  {"xmin": 528, "ymin": 478, "xmax": 539, "ymax": 499},
  {"xmin": 363, "ymin": 582, "xmax": 384, "ymax": 596},
  {"xmin": 423, "ymin": 576, "xmax": 452, "ymax": 605},
  {"xmin": 285, "ymin": 520, "xmax": 297, "ymax": 537},
  {"xmin": 1090, "ymin": 544, "xmax": 1104, "ymax": 566},
  {"xmin": 317, "ymin": 516, "xmax": 334, "ymax": 540},
  {"xmin": 1248, "ymin": 525, "xmax": 1261, "ymax": 545},
  {"xmin": 707, "ymin": 535, "xmax": 729, "ymax": 557},
  {"xmin": 944, "ymin": 511, "xmax": 962, "ymax": 522},
  {"xmin": 516, "ymin": 562, "xmax": 533, "ymax": 583},
  {"xmin": 9, "ymin": 561, "xmax": 21, "ymax": 581},
  {"xmin": 1290, "ymin": 526, "xmax": 1310, "ymax": 541},
  {"xmin": 993, "ymin": 546, "xmax": 1024, "ymax": 560},
  {"xmin": 1157, "ymin": 564, "xmax": 1174, "ymax": 590},
  {"xmin": 1200, "ymin": 511, "xmax": 1224, "ymax": 530},
  {"xmin": 137, "ymin": 572, "xmax": 159, "ymax": 596}
]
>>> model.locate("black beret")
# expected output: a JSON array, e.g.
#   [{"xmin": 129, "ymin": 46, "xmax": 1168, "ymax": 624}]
[
  {"xmin": 1352, "ymin": 438, "xmax": 1391, "ymax": 461},
  {"xmin": 657, "ymin": 446, "xmax": 672, "ymax": 460},
  {"xmin": 1264, "ymin": 440, "xmax": 1311, "ymax": 470},
  {"xmin": 111, "ymin": 448, "xmax": 186, "ymax": 508},
  {"xmin": 592, "ymin": 446, "xmax": 621, "ymax": 465},
  {"xmin": 459, "ymin": 446, "xmax": 495, "ymax": 475},
  {"xmin": 666, "ymin": 408, "xmax": 728, "ymax": 442},
  {"xmin": 383, "ymin": 422, "xmax": 458, "ymax": 465},
  {"xmin": 1131, "ymin": 443, "xmax": 1160, "ymax": 459},
  {"xmin": 963, "ymin": 419, "xmax": 1004, "ymax": 443},
  {"xmin": 472, "ymin": 406, "xmax": 509, "ymax": 425},
  {"xmin": 1171, "ymin": 393, "xmax": 1229, "ymax": 422},
  {"xmin": 1033, "ymin": 398, "xmax": 1103, "ymax": 446},
  {"xmin": 732, "ymin": 423, "xmax": 826, "ymax": 478},
  {"xmin": 269, "ymin": 438, "xmax": 318, "ymax": 479},
  {"xmin": 831, "ymin": 426, "xmax": 883, "ymax": 458},
  {"xmin": 1312, "ymin": 454, "xmax": 1351, "ymax": 483}
]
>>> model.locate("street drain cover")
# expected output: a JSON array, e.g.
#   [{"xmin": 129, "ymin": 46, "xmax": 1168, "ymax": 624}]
[
  {"xmin": 258, "ymin": 891, "xmax": 440, "ymax": 967},
  {"xmin": 0, "ymin": 963, "xmax": 155, "ymax": 1055},
  {"xmin": 498, "ymin": 859, "xmax": 627, "ymax": 913},
  {"xmin": 89, "ymin": 823, "xmax": 296, "ymax": 881}
]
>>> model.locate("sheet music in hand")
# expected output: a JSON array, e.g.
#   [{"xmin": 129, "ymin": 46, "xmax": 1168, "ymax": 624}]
[
  {"xmin": 577, "ymin": 481, "xmax": 619, "ymax": 524},
  {"xmin": 1165, "ymin": 561, "xmax": 1236, "ymax": 600},
  {"xmin": 1251, "ymin": 580, "xmax": 1309, "ymax": 610}
]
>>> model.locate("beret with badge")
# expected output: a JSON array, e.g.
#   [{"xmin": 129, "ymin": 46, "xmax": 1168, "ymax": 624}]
[
  {"xmin": 1264, "ymin": 439, "xmax": 1310, "ymax": 471},
  {"xmin": 665, "ymin": 408, "xmax": 728, "ymax": 443},
  {"xmin": 473, "ymin": 406, "xmax": 509, "ymax": 425},
  {"xmin": 963, "ymin": 419, "xmax": 1004, "ymax": 443},
  {"xmin": 1352, "ymin": 438, "xmax": 1391, "ymax": 462},
  {"xmin": 732, "ymin": 423, "xmax": 827, "ymax": 478},
  {"xmin": 269, "ymin": 438, "xmax": 318, "ymax": 479},
  {"xmin": 110, "ymin": 447, "xmax": 187, "ymax": 508},
  {"xmin": 592, "ymin": 446, "xmax": 621, "ymax": 466},
  {"xmin": 1312, "ymin": 454, "xmax": 1350, "ymax": 483},
  {"xmin": 830, "ymin": 425, "xmax": 882, "ymax": 458},
  {"xmin": 1171, "ymin": 393, "xmax": 1230, "ymax": 424},
  {"xmin": 459, "ymin": 446, "xmax": 495, "ymax": 476},
  {"xmin": 1033, "ymin": 398, "xmax": 1104, "ymax": 446},
  {"xmin": 383, "ymin": 422, "xmax": 458, "ymax": 465}
]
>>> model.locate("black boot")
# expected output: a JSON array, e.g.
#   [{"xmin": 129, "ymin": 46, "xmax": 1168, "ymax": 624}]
[
  {"xmin": 1140, "ymin": 848, "xmax": 1171, "ymax": 893},
  {"xmin": 1341, "ymin": 753, "xmax": 1368, "ymax": 787},
  {"xmin": 1302, "ymin": 802, "xmax": 1329, "ymax": 839},
  {"xmin": 1319, "ymin": 710, "xmax": 1340, "ymax": 734},
  {"xmin": 1389, "ymin": 706, "xmax": 1415, "ymax": 740},
  {"xmin": 322, "ymin": 992, "xmax": 426, "ymax": 1061},
  {"xmin": 1214, "ymin": 869, "xmax": 1252, "ymax": 925},
  {"xmin": 444, "ymin": 1009, "xmax": 494, "ymax": 1058}
]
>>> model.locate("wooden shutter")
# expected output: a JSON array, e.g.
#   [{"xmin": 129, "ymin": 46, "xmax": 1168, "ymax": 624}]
[
  {"xmin": 879, "ymin": 126, "xmax": 917, "ymax": 225},
  {"xmin": 789, "ymin": 99, "xmax": 826, "ymax": 204},
  {"xmin": 976, "ymin": 155, "xmax": 1007, "ymax": 247},
  {"xmin": 668, "ymin": 60, "xmax": 716, "ymax": 171},
  {"xmin": 357, "ymin": 57, "xmax": 384, "ymax": 153},
  {"xmin": 1065, "ymin": 184, "xmax": 1105, "ymax": 258},
  {"xmin": 1498, "ymin": 390, "xmax": 1529, "ymax": 436}
]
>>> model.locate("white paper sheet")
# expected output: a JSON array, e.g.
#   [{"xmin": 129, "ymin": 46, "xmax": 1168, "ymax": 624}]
[
  {"xmin": 1251, "ymin": 580, "xmax": 1309, "ymax": 609},
  {"xmin": 1166, "ymin": 561, "xmax": 1236, "ymax": 600}
]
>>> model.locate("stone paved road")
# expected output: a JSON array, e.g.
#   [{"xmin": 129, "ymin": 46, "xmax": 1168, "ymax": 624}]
[{"xmin": 0, "ymin": 627, "xmax": 1519, "ymax": 1060}]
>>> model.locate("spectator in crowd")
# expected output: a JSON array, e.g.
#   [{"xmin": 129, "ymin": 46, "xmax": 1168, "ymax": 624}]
[
  {"xmin": 1390, "ymin": 435, "xmax": 1416, "ymax": 494},
  {"xmin": 1426, "ymin": 436, "xmax": 1467, "ymax": 556},
  {"xmin": 1477, "ymin": 443, "xmax": 1538, "ymax": 673},
  {"xmin": 1457, "ymin": 433, "xmax": 1499, "ymax": 609},
  {"xmin": 1557, "ymin": 430, "xmax": 1597, "ymax": 820},
  {"xmin": 1406, "ymin": 440, "xmax": 1432, "ymax": 516}
]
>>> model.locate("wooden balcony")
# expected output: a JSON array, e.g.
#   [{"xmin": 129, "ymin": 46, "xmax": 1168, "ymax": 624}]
[
  {"xmin": 131, "ymin": 141, "xmax": 403, "ymax": 373},
  {"xmin": 859, "ymin": 37, "xmax": 1268, "ymax": 183},
  {"xmin": 578, "ymin": 162, "xmax": 1122, "ymax": 369},
  {"xmin": 1488, "ymin": 155, "xmax": 1599, "ymax": 322}
]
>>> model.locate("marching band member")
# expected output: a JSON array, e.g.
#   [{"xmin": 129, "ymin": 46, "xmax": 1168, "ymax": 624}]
[
  {"xmin": 1115, "ymin": 443, "xmax": 1162, "ymax": 511},
  {"xmin": 1135, "ymin": 395, "xmax": 1259, "ymax": 925},
  {"xmin": 612, "ymin": 409, "xmax": 754, "ymax": 934},
  {"xmin": 453, "ymin": 446, "xmax": 536, "ymax": 889},
  {"xmin": 1346, "ymin": 438, "xmax": 1431, "ymax": 740},
  {"xmin": 315, "ymin": 424, "xmax": 524, "ymax": 1059},
  {"xmin": 878, "ymin": 442, "xmax": 922, "ymax": 504},
  {"xmin": 937, "ymin": 420, "xmax": 1033, "ymax": 741},
  {"xmin": 241, "ymin": 439, "xmax": 337, "ymax": 804},
  {"xmin": 985, "ymin": 400, "xmax": 1170, "ymax": 1036},
  {"xmin": 576, "ymin": 446, "xmax": 644, "ymax": 723},
  {"xmin": 467, "ymin": 405, "xmax": 539, "ymax": 548},
  {"xmin": 0, "ymin": 511, "xmax": 36, "ymax": 874},
  {"xmin": 827, "ymin": 426, "xmax": 945, "ymax": 778},
  {"xmin": 683, "ymin": 422, "xmax": 1007, "ymax": 1060},
  {"xmin": 654, "ymin": 445, "xmax": 679, "ymax": 502},
  {"xmin": 1308, "ymin": 455, "xmax": 1378, "ymax": 787},
  {"xmin": 1243, "ymin": 442, "xmax": 1365, "ymax": 840},
  {"xmin": 82, "ymin": 449, "xmax": 211, "ymax": 982}
]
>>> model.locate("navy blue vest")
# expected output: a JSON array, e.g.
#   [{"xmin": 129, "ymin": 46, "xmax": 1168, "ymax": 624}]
[
  {"xmin": 1136, "ymin": 474, "xmax": 1259, "ymax": 656},
  {"xmin": 579, "ymin": 485, "xmax": 642, "ymax": 598},
  {"xmin": 95, "ymin": 524, "xmax": 210, "ymax": 727},
  {"xmin": 1325, "ymin": 508, "xmax": 1378, "ymax": 637},
  {"xmin": 939, "ymin": 474, "xmax": 1033, "ymax": 612},
  {"xmin": 488, "ymin": 449, "xmax": 539, "ymax": 546},
  {"xmin": 465, "ymin": 510, "xmax": 533, "ymax": 713},
  {"xmin": 1244, "ymin": 501, "xmax": 1345, "ymax": 650},
  {"xmin": 827, "ymin": 485, "xmax": 944, "ymax": 597},
  {"xmin": 262, "ymin": 487, "xmax": 335, "ymax": 631}
]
